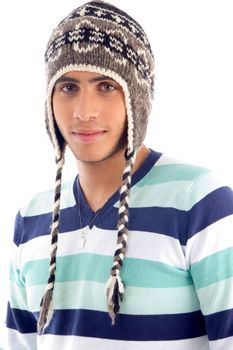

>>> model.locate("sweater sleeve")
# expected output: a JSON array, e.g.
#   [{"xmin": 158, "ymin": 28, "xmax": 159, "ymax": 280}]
[
  {"xmin": 5, "ymin": 212, "xmax": 37, "ymax": 350},
  {"xmin": 185, "ymin": 171, "xmax": 233, "ymax": 348}
]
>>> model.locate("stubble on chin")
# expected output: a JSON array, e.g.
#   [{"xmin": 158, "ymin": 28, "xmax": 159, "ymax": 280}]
[{"xmin": 74, "ymin": 125, "xmax": 128, "ymax": 165}]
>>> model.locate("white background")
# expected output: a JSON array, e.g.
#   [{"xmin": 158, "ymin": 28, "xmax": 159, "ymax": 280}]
[{"xmin": 0, "ymin": 0, "xmax": 232, "ymax": 343}]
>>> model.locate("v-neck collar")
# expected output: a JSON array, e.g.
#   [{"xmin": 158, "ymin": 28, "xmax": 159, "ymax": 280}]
[{"xmin": 73, "ymin": 149, "xmax": 162, "ymax": 228}]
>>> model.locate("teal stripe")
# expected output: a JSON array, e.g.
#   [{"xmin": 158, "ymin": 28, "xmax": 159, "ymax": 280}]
[
  {"xmin": 22, "ymin": 253, "xmax": 192, "ymax": 288},
  {"xmin": 130, "ymin": 181, "xmax": 190, "ymax": 210},
  {"xmin": 197, "ymin": 277, "xmax": 233, "ymax": 315},
  {"xmin": 191, "ymin": 247, "xmax": 233, "ymax": 289},
  {"xmin": 137, "ymin": 164, "xmax": 209, "ymax": 187},
  {"xmin": 20, "ymin": 180, "xmax": 75, "ymax": 216},
  {"xmin": 9, "ymin": 282, "xmax": 28, "ymax": 311},
  {"xmin": 14, "ymin": 281, "xmax": 200, "ymax": 315},
  {"xmin": 9, "ymin": 263, "xmax": 25, "ymax": 288},
  {"xmin": 128, "ymin": 166, "xmax": 219, "ymax": 210}
]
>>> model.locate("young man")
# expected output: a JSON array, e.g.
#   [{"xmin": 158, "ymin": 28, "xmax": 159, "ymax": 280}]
[{"xmin": 5, "ymin": 1, "xmax": 233, "ymax": 349}]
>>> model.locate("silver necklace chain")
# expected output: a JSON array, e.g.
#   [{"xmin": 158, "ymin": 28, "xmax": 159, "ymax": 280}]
[
  {"xmin": 77, "ymin": 180, "xmax": 104, "ymax": 249},
  {"xmin": 77, "ymin": 184, "xmax": 87, "ymax": 249}
]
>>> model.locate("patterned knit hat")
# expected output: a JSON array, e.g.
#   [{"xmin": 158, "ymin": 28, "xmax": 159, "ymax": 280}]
[{"xmin": 38, "ymin": 0, "xmax": 154, "ymax": 333}]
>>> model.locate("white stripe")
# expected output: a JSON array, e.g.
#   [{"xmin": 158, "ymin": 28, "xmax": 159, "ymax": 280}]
[
  {"xmin": 185, "ymin": 215, "xmax": 233, "ymax": 265},
  {"xmin": 17, "ymin": 227, "xmax": 187, "ymax": 271},
  {"xmin": 37, "ymin": 334, "xmax": 209, "ymax": 350},
  {"xmin": 209, "ymin": 336, "xmax": 233, "ymax": 350},
  {"xmin": 197, "ymin": 277, "xmax": 233, "ymax": 315},
  {"xmin": 4, "ymin": 328, "xmax": 37, "ymax": 350},
  {"xmin": 156, "ymin": 155, "xmax": 189, "ymax": 166}
]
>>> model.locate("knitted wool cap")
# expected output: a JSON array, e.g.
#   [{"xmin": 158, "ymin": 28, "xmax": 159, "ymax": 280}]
[{"xmin": 38, "ymin": 0, "xmax": 154, "ymax": 334}]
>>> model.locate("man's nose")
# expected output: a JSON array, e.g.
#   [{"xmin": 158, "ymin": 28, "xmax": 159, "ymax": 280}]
[{"xmin": 73, "ymin": 90, "xmax": 100, "ymax": 121}]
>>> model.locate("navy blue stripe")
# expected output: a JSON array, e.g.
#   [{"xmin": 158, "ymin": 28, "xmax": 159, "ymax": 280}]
[
  {"xmin": 6, "ymin": 303, "xmax": 37, "ymax": 333},
  {"xmin": 7, "ymin": 304, "xmax": 233, "ymax": 341},
  {"xmin": 8, "ymin": 305, "xmax": 233, "ymax": 341},
  {"xmin": 188, "ymin": 186, "xmax": 233, "ymax": 241},
  {"xmin": 14, "ymin": 206, "xmax": 80, "ymax": 246},
  {"xmin": 32, "ymin": 309, "xmax": 206, "ymax": 340},
  {"xmin": 205, "ymin": 308, "xmax": 233, "ymax": 340},
  {"xmin": 15, "ymin": 205, "xmax": 188, "ymax": 245},
  {"xmin": 96, "ymin": 206, "xmax": 188, "ymax": 241},
  {"xmin": 15, "ymin": 186, "xmax": 233, "ymax": 246}
]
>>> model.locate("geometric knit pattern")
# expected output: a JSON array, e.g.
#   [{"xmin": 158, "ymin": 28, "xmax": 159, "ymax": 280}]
[
  {"xmin": 45, "ymin": 1, "xmax": 153, "ymax": 80},
  {"xmin": 45, "ymin": 5, "xmax": 153, "ymax": 82},
  {"xmin": 5, "ymin": 150, "xmax": 233, "ymax": 349}
]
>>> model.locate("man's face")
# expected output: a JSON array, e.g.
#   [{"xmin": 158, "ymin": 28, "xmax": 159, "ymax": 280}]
[{"xmin": 52, "ymin": 71, "xmax": 127, "ymax": 163}]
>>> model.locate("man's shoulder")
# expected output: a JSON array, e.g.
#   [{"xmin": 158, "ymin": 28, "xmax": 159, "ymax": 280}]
[
  {"xmin": 142, "ymin": 152, "xmax": 212, "ymax": 187},
  {"xmin": 155, "ymin": 153, "xmax": 232, "ymax": 207},
  {"xmin": 19, "ymin": 177, "xmax": 76, "ymax": 218},
  {"xmin": 138, "ymin": 151, "xmax": 232, "ymax": 210},
  {"xmin": 158, "ymin": 154, "xmax": 210, "ymax": 176}
]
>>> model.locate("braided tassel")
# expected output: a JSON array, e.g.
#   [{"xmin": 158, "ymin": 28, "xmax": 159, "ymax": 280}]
[
  {"xmin": 105, "ymin": 148, "xmax": 135, "ymax": 325},
  {"xmin": 37, "ymin": 154, "xmax": 65, "ymax": 334},
  {"xmin": 105, "ymin": 274, "xmax": 125, "ymax": 325}
]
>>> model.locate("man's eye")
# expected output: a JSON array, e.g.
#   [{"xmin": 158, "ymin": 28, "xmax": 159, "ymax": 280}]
[
  {"xmin": 100, "ymin": 83, "xmax": 116, "ymax": 92},
  {"xmin": 61, "ymin": 84, "xmax": 78, "ymax": 93}
]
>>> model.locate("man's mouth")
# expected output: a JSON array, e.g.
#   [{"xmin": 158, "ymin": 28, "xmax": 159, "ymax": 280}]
[{"xmin": 71, "ymin": 129, "xmax": 106, "ymax": 143}]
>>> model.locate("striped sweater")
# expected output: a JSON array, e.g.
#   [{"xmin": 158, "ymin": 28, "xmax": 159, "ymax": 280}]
[{"xmin": 5, "ymin": 150, "xmax": 233, "ymax": 349}]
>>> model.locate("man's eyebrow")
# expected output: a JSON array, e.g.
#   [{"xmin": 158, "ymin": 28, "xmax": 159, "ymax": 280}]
[
  {"xmin": 90, "ymin": 75, "xmax": 115, "ymax": 83},
  {"xmin": 55, "ymin": 75, "xmax": 115, "ymax": 85}
]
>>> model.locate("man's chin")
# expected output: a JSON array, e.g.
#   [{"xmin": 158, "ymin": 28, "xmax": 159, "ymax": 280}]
[{"xmin": 73, "ymin": 144, "xmax": 127, "ymax": 165}]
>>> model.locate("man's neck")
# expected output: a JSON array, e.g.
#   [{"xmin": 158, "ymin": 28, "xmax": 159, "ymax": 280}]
[{"xmin": 77, "ymin": 145, "xmax": 150, "ymax": 212}]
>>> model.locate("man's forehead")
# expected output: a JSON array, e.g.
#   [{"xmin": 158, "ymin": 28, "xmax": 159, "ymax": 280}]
[{"xmin": 56, "ymin": 71, "xmax": 116, "ymax": 84}]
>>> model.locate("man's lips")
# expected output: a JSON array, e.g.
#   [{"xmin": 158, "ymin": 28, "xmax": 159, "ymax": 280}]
[{"xmin": 71, "ymin": 129, "xmax": 106, "ymax": 143}]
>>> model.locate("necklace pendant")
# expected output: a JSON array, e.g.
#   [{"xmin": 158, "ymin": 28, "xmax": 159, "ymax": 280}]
[
  {"xmin": 78, "ymin": 233, "xmax": 86, "ymax": 249},
  {"xmin": 81, "ymin": 236, "xmax": 86, "ymax": 249}
]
